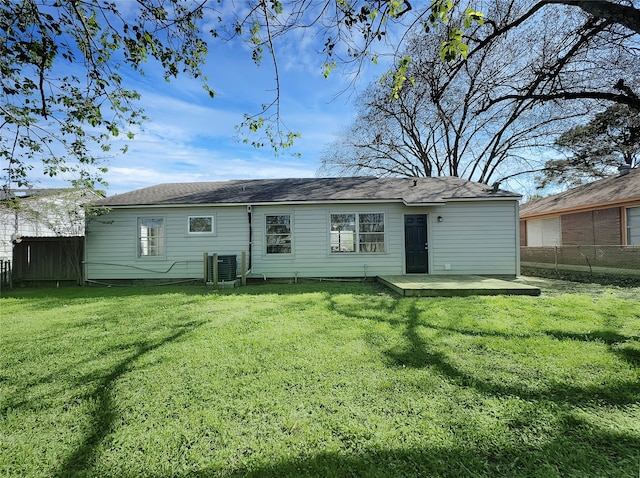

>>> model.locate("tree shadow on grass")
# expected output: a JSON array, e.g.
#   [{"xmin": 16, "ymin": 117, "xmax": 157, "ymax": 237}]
[
  {"xmin": 543, "ymin": 329, "xmax": 638, "ymax": 345},
  {"xmin": 615, "ymin": 345, "xmax": 640, "ymax": 366},
  {"xmin": 325, "ymin": 293, "xmax": 640, "ymax": 407},
  {"xmin": 382, "ymin": 301, "xmax": 464, "ymax": 379},
  {"xmin": 0, "ymin": 294, "xmax": 207, "ymax": 415},
  {"xmin": 147, "ymin": 412, "xmax": 639, "ymax": 478},
  {"xmin": 392, "ymin": 322, "xmax": 640, "ymax": 406},
  {"xmin": 544, "ymin": 328, "xmax": 640, "ymax": 369},
  {"xmin": 52, "ymin": 318, "xmax": 206, "ymax": 478}
]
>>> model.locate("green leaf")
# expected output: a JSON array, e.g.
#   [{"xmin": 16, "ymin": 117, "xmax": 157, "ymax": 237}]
[{"xmin": 323, "ymin": 61, "xmax": 337, "ymax": 79}]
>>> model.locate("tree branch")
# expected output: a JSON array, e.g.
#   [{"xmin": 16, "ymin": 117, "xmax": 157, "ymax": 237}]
[
  {"xmin": 486, "ymin": 90, "xmax": 640, "ymax": 110},
  {"xmin": 556, "ymin": 0, "xmax": 640, "ymax": 34}
]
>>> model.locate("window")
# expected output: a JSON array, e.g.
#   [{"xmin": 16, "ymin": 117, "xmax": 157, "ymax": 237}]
[
  {"xmin": 331, "ymin": 214, "xmax": 356, "ymax": 252},
  {"xmin": 188, "ymin": 216, "xmax": 214, "ymax": 235},
  {"xmin": 138, "ymin": 217, "xmax": 165, "ymax": 257},
  {"xmin": 266, "ymin": 215, "xmax": 291, "ymax": 254},
  {"xmin": 331, "ymin": 213, "xmax": 385, "ymax": 253},
  {"xmin": 359, "ymin": 213, "xmax": 385, "ymax": 252},
  {"xmin": 526, "ymin": 217, "xmax": 561, "ymax": 246},
  {"xmin": 627, "ymin": 207, "xmax": 640, "ymax": 245}
]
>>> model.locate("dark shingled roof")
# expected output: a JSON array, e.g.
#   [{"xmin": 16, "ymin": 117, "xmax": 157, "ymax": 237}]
[
  {"xmin": 520, "ymin": 167, "xmax": 640, "ymax": 218},
  {"xmin": 95, "ymin": 177, "xmax": 519, "ymax": 207},
  {"xmin": 1, "ymin": 188, "xmax": 71, "ymax": 201}
]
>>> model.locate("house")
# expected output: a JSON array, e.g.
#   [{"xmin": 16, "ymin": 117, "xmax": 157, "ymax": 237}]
[
  {"xmin": 0, "ymin": 188, "xmax": 103, "ymax": 285},
  {"xmin": 84, "ymin": 177, "xmax": 522, "ymax": 284},
  {"xmin": 520, "ymin": 166, "xmax": 640, "ymax": 247},
  {"xmin": 0, "ymin": 188, "xmax": 101, "ymax": 261}
]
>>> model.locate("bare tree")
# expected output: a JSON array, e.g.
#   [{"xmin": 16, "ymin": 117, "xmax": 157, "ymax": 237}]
[
  {"xmin": 321, "ymin": 0, "xmax": 638, "ymax": 188},
  {"xmin": 468, "ymin": 1, "xmax": 640, "ymax": 112},
  {"xmin": 2, "ymin": 0, "xmax": 639, "ymax": 191},
  {"xmin": 319, "ymin": 2, "xmax": 570, "ymax": 183}
]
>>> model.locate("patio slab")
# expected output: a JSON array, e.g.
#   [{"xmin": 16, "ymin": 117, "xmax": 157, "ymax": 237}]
[{"xmin": 378, "ymin": 275, "xmax": 541, "ymax": 297}]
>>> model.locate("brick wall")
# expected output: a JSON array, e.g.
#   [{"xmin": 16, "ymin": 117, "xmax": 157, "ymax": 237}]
[
  {"xmin": 519, "ymin": 220, "xmax": 527, "ymax": 246},
  {"xmin": 561, "ymin": 208, "xmax": 621, "ymax": 245}
]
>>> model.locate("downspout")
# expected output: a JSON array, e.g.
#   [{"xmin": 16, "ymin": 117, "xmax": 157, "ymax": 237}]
[
  {"xmin": 247, "ymin": 205, "xmax": 253, "ymax": 270},
  {"xmin": 515, "ymin": 200, "xmax": 521, "ymax": 276}
]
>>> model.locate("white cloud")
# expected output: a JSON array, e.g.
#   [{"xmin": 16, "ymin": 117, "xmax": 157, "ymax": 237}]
[
  {"xmin": 14, "ymin": 14, "xmax": 372, "ymax": 197},
  {"xmin": 106, "ymin": 156, "xmax": 316, "ymax": 194}
]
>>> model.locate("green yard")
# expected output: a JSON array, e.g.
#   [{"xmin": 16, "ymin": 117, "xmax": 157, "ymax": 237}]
[{"xmin": 1, "ymin": 279, "xmax": 639, "ymax": 477}]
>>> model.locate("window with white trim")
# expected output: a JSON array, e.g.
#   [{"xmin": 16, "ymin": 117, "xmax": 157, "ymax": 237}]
[
  {"xmin": 627, "ymin": 207, "xmax": 640, "ymax": 245},
  {"xmin": 188, "ymin": 216, "xmax": 214, "ymax": 235},
  {"xmin": 330, "ymin": 213, "xmax": 385, "ymax": 253},
  {"xmin": 138, "ymin": 217, "xmax": 165, "ymax": 257},
  {"xmin": 526, "ymin": 217, "xmax": 561, "ymax": 246},
  {"xmin": 266, "ymin": 214, "xmax": 291, "ymax": 254}
]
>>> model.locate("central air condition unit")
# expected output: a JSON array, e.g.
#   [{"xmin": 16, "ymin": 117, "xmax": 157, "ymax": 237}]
[{"xmin": 208, "ymin": 254, "xmax": 237, "ymax": 282}]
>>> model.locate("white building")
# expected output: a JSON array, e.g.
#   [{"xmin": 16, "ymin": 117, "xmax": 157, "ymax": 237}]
[{"xmin": 0, "ymin": 189, "xmax": 100, "ymax": 261}]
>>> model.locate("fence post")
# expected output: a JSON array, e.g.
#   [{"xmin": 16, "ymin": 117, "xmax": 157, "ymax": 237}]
[
  {"xmin": 241, "ymin": 251, "xmax": 247, "ymax": 286},
  {"xmin": 203, "ymin": 253, "xmax": 208, "ymax": 284},
  {"xmin": 212, "ymin": 253, "xmax": 218, "ymax": 287}
]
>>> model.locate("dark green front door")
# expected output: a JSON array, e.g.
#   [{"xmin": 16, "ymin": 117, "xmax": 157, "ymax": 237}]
[{"xmin": 405, "ymin": 214, "xmax": 428, "ymax": 273}]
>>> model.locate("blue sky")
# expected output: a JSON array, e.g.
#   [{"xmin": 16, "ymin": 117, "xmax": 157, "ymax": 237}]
[
  {"xmin": 20, "ymin": 6, "xmax": 546, "ymax": 199},
  {"xmin": 68, "ymin": 29, "xmax": 386, "ymax": 195},
  {"xmin": 17, "ymin": 8, "xmax": 394, "ymax": 196}
]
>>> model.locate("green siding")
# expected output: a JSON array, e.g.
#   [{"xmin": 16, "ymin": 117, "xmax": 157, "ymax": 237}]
[
  {"xmin": 250, "ymin": 204, "xmax": 404, "ymax": 278},
  {"xmin": 429, "ymin": 201, "xmax": 519, "ymax": 275},
  {"xmin": 85, "ymin": 206, "xmax": 248, "ymax": 280},
  {"xmin": 85, "ymin": 200, "xmax": 519, "ymax": 281}
]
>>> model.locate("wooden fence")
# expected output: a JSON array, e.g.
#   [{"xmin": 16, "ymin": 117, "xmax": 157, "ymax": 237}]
[{"xmin": 12, "ymin": 237, "xmax": 84, "ymax": 286}]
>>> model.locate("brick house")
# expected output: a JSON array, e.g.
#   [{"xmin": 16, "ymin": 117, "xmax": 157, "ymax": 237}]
[{"xmin": 519, "ymin": 166, "xmax": 640, "ymax": 247}]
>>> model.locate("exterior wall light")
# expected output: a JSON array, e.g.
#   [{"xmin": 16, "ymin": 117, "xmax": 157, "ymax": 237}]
[{"xmin": 437, "ymin": 216, "xmax": 444, "ymax": 223}]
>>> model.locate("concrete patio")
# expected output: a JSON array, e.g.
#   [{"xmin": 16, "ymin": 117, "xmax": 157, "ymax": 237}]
[{"xmin": 378, "ymin": 275, "xmax": 541, "ymax": 297}]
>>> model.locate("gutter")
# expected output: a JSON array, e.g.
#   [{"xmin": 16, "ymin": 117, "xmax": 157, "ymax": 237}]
[
  {"xmin": 97, "ymin": 199, "xmax": 416, "ymax": 208},
  {"xmin": 97, "ymin": 197, "xmax": 516, "ymax": 209}
]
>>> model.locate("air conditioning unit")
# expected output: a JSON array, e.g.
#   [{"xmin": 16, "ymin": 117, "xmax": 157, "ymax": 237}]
[{"xmin": 207, "ymin": 254, "xmax": 237, "ymax": 282}]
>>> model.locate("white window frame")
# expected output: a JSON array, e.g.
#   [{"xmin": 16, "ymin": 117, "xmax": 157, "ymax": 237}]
[
  {"xmin": 138, "ymin": 217, "xmax": 165, "ymax": 258},
  {"xmin": 265, "ymin": 214, "xmax": 292, "ymax": 254},
  {"xmin": 626, "ymin": 206, "xmax": 640, "ymax": 245},
  {"xmin": 526, "ymin": 217, "xmax": 561, "ymax": 246},
  {"xmin": 330, "ymin": 212, "xmax": 385, "ymax": 254},
  {"xmin": 187, "ymin": 215, "xmax": 215, "ymax": 235}
]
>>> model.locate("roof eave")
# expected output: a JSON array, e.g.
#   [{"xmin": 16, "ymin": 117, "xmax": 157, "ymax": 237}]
[
  {"xmin": 96, "ymin": 196, "xmax": 519, "ymax": 208},
  {"xmin": 98, "ymin": 198, "xmax": 412, "ymax": 208},
  {"xmin": 521, "ymin": 196, "xmax": 640, "ymax": 219},
  {"xmin": 443, "ymin": 196, "xmax": 521, "ymax": 202}
]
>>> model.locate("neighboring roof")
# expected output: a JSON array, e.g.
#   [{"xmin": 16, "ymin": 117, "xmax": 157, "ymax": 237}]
[
  {"xmin": 1, "ymin": 188, "xmax": 69, "ymax": 201},
  {"xmin": 94, "ymin": 177, "xmax": 520, "ymax": 207},
  {"xmin": 520, "ymin": 167, "xmax": 640, "ymax": 219},
  {"xmin": 0, "ymin": 188, "xmax": 103, "ymax": 202}
]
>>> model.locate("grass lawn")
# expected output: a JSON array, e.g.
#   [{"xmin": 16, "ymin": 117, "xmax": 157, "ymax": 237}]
[{"xmin": 1, "ymin": 278, "xmax": 639, "ymax": 477}]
